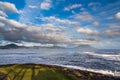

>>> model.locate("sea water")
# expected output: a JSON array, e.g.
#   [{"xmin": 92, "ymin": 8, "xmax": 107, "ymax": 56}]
[{"xmin": 0, "ymin": 48, "xmax": 120, "ymax": 76}]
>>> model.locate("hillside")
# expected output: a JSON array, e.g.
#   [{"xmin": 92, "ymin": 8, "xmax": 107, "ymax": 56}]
[
  {"xmin": 0, "ymin": 44, "xmax": 22, "ymax": 49},
  {"xmin": 0, "ymin": 64, "xmax": 119, "ymax": 80}
]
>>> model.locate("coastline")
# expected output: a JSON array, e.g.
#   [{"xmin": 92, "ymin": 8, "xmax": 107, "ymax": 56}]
[{"xmin": 0, "ymin": 63, "xmax": 119, "ymax": 80}]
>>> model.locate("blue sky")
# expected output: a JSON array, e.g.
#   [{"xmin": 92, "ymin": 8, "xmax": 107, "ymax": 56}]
[{"xmin": 0, "ymin": 0, "xmax": 120, "ymax": 49}]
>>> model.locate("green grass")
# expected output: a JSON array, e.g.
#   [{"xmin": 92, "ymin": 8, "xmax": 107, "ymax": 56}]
[
  {"xmin": 0, "ymin": 64, "xmax": 118, "ymax": 80},
  {"xmin": 0, "ymin": 64, "xmax": 80, "ymax": 80}
]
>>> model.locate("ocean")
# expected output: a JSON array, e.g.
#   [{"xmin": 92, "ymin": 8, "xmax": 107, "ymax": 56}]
[{"xmin": 0, "ymin": 48, "xmax": 120, "ymax": 76}]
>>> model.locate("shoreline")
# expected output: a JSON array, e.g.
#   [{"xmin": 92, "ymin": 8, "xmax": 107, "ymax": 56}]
[
  {"xmin": 0, "ymin": 63, "xmax": 120, "ymax": 80},
  {"xmin": 0, "ymin": 63, "xmax": 119, "ymax": 77}
]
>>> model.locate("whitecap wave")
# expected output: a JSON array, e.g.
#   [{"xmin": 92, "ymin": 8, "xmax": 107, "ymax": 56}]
[
  {"xmin": 52, "ymin": 64, "xmax": 120, "ymax": 77},
  {"xmin": 84, "ymin": 52, "xmax": 120, "ymax": 61}
]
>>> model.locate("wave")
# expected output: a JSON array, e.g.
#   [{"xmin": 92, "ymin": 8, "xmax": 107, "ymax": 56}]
[
  {"xmin": 51, "ymin": 64, "xmax": 120, "ymax": 77},
  {"xmin": 84, "ymin": 52, "xmax": 120, "ymax": 61}
]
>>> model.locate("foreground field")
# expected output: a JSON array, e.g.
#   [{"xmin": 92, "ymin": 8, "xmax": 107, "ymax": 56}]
[{"xmin": 0, "ymin": 64, "xmax": 119, "ymax": 80}]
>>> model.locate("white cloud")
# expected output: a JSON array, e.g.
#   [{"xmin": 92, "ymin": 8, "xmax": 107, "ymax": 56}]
[
  {"xmin": 80, "ymin": 8, "xmax": 86, "ymax": 11},
  {"xmin": 0, "ymin": 16, "xmax": 26, "ymax": 28},
  {"xmin": 109, "ymin": 24, "xmax": 120, "ymax": 29},
  {"xmin": 88, "ymin": 2, "xmax": 101, "ymax": 11},
  {"xmin": 0, "ymin": 1, "xmax": 18, "ymax": 13},
  {"xmin": 71, "ymin": 38, "xmax": 98, "ymax": 45},
  {"xmin": 93, "ymin": 21, "xmax": 100, "ymax": 26},
  {"xmin": 74, "ymin": 12, "xmax": 94, "ymax": 21},
  {"xmin": 64, "ymin": 4, "xmax": 82, "ymax": 11},
  {"xmin": 0, "ymin": 22, "xmax": 5, "ymax": 27},
  {"xmin": 76, "ymin": 27, "xmax": 99, "ymax": 35},
  {"xmin": 105, "ymin": 29, "xmax": 120, "ymax": 37},
  {"xmin": 104, "ymin": 24, "xmax": 120, "ymax": 37},
  {"xmin": 40, "ymin": 0, "xmax": 52, "ymax": 10},
  {"xmin": 41, "ymin": 16, "xmax": 80, "ymax": 25},
  {"xmin": 40, "ymin": 16, "xmax": 55, "ymax": 21},
  {"xmin": 28, "ymin": 5, "xmax": 37, "ymax": 9},
  {"xmin": 115, "ymin": 12, "xmax": 120, "ymax": 19},
  {"xmin": 40, "ymin": 23, "xmax": 66, "ymax": 33},
  {"xmin": 0, "ymin": 16, "xmax": 70, "ymax": 43},
  {"xmin": 0, "ymin": 10, "xmax": 7, "ymax": 17}
]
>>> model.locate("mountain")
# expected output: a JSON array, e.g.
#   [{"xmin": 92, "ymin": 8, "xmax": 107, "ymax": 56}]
[
  {"xmin": 32, "ymin": 45, "xmax": 65, "ymax": 49},
  {"xmin": 0, "ymin": 44, "xmax": 22, "ymax": 49},
  {"xmin": 0, "ymin": 43, "xmax": 96, "ymax": 49},
  {"xmin": 75, "ymin": 44, "xmax": 96, "ymax": 50},
  {"xmin": 77, "ymin": 44, "xmax": 92, "ymax": 48}
]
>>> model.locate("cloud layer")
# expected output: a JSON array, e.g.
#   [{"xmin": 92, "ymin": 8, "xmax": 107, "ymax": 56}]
[
  {"xmin": 0, "ymin": 16, "xmax": 70, "ymax": 43},
  {"xmin": 104, "ymin": 24, "xmax": 120, "ymax": 37},
  {"xmin": 76, "ymin": 27, "xmax": 99, "ymax": 35},
  {"xmin": 41, "ymin": 16, "xmax": 80, "ymax": 25},
  {"xmin": 0, "ymin": 0, "xmax": 120, "ymax": 48}
]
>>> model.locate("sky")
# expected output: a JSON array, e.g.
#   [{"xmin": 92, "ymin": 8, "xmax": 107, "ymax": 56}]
[{"xmin": 0, "ymin": 0, "xmax": 120, "ymax": 49}]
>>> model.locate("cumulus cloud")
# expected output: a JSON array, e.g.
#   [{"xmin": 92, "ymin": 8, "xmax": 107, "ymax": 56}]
[
  {"xmin": 40, "ymin": 0, "xmax": 52, "ymax": 10},
  {"xmin": 76, "ymin": 27, "xmax": 99, "ymax": 35},
  {"xmin": 0, "ymin": 16, "xmax": 70, "ymax": 43},
  {"xmin": 74, "ymin": 12, "xmax": 94, "ymax": 21},
  {"xmin": 115, "ymin": 12, "xmax": 120, "ymax": 19},
  {"xmin": 41, "ymin": 16, "xmax": 80, "ymax": 25},
  {"xmin": 93, "ymin": 21, "xmax": 100, "ymax": 26},
  {"xmin": 0, "ymin": 10, "xmax": 7, "ymax": 17},
  {"xmin": 64, "ymin": 4, "xmax": 82, "ymax": 11},
  {"xmin": 0, "ymin": 1, "xmax": 18, "ymax": 13},
  {"xmin": 0, "ymin": 16, "xmax": 26, "ymax": 28},
  {"xmin": 28, "ymin": 5, "xmax": 37, "ymax": 9}
]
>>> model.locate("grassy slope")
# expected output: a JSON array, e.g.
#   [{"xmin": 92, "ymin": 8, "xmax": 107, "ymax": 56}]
[
  {"xmin": 0, "ymin": 64, "xmax": 80, "ymax": 80},
  {"xmin": 0, "ymin": 64, "xmax": 119, "ymax": 80}
]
